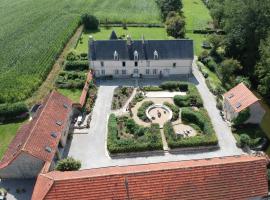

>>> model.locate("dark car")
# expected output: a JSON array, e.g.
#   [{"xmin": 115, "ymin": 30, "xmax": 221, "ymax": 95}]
[{"xmin": 252, "ymin": 137, "xmax": 269, "ymax": 151}]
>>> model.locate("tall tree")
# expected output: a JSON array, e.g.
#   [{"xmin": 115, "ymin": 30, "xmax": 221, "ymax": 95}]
[
  {"xmin": 165, "ymin": 14, "xmax": 185, "ymax": 38},
  {"xmin": 156, "ymin": 0, "xmax": 183, "ymax": 21},
  {"xmin": 223, "ymin": 0, "xmax": 270, "ymax": 76},
  {"xmin": 255, "ymin": 34, "xmax": 270, "ymax": 99}
]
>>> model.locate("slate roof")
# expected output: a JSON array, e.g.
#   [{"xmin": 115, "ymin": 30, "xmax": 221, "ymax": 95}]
[
  {"xmin": 224, "ymin": 82, "xmax": 259, "ymax": 113},
  {"xmin": 0, "ymin": 91, "xmax": 73, "ymax": 169},
  {"xmin": 32, "ymin": 155, "xmax": 268, "ymax": 200},
  {"xmin": 89, "ymin": 39, "xmax": 194, "ymax": 61}
]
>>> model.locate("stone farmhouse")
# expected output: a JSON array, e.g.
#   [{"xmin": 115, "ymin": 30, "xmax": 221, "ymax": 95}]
[
  {"xmin": 0, "ymin": 91, "xmax": 74, "ymax": 178},
  {"xmin": 89, "ymin": 36, "xmax": 194, "ymax": 78},
  {"xmin": 223, "ymin": 82, "xmax": 265, "ymax": 123},
  {"xmin": 32, "ymin": 155, "xmax": 268, "ymax": 200}
]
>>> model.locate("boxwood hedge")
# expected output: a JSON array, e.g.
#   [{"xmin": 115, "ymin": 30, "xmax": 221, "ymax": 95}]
[
  {"xmin": 164, "ymin": 108, "xmax": 218, "ymax": 148},
  {"xmin": 107, "ymin": 114, "xmax": 163, "ymax": 153},
  {"xmin": 137, "ymin": 101, "xmax": 154, "ymax": 122}
]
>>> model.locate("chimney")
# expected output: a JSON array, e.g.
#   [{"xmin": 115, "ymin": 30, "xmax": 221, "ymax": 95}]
[
  {"xmin": 141, "ymin": 34, "xmax": 145, "ymax": 44},
  {"xmin": 127, "ymin": 35, "xmax": 132, "ymax": 45}
]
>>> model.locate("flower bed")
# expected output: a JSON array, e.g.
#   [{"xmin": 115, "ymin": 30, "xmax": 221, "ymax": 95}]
[
  {"xmin": 111, "ymin": 87, "xmax": 134, "ymax": 110},
  {"xmin": 107, "ymin": 114, "xmax": 163, "ymax": 153},
  {"xmin": 164, "ymin": 107, "xmax": 218, "ymax": 148}
]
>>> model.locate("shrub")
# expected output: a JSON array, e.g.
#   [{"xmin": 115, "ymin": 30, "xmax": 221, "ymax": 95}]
[
  {"xmin": 165, "ymin": 14, "xmax": 185, "ymax": 38},
  {"xmin": 80, "ymin": 53, "xmax": 88, "ymax": 60},
  {"xmin": 55, "ymin": 157, "xmax": 81, "ymax": 171},
  {"xmin": 0, "ymin": 102, "xmax": 28, "ymax": 120},
  {"xmin": 142, "ymin": 86, "xmax": 163, "ymax": 91},
  {"xmin": 164, "ymin": 102, "xmax": 179, "ymax": 121},
  {"xmin": 173, "ymin": 95, "xmax": 189, "ymax": 107},
  {"xmin": 216, "ymin": 98, "xmax": 223, "ymax": 110},
  {"xmin": 198, "ymin": 50, "xmax": 209, "ymax": 63},
  {"xmin": 80, "ymin": 14, "xmax": 99, "ymax": 30},
  {"xmin": 107, "ymin": 114, "xmax": 162, "ymax": 153},
  {"xmin": 239, "ymin": 134, "xmax": 251, "ymax": 147},
  {"xmin": 64, "ymin": 61, "xmax": 89, "ymax": 71},
  {"xmin": 206, "ymin": 59, "xmax": 217, "ymax": 72},
  {"xmin": 66, "ymin": 50, "xmax": 79, "ymax": 61},
  {"xmin": 137, "ymin": 101, "xmax": 154, "ymax": 121},
  {"xmin": 233, "ymin": 108, "xmax": 250, "ymax": 126}
]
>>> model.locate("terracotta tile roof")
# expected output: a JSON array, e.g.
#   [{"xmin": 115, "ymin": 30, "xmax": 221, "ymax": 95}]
[
  {"xmin": 224, "ymin": 82, "xmax": 259, "ymax": 113},
  {"xmin": 0, "ymin": 91, "xmax": 73, "ymax": 168},
  {"xmin": 32, "ymin": 155, "xmax": 268, "ymax": 200}
]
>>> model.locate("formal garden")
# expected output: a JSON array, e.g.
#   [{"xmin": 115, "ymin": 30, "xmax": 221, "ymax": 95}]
[{"xmin": 107, "ymin": 81, "xmax": 218, "ymax": 154}]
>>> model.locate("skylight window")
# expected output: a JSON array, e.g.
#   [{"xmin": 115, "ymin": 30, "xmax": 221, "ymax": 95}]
[
  {"xmin": 228, "ymin": 93, "xmax": 234, "ymax": 99},
  {"xmin": 51, "ymin": 132, "xmax": 58, "ymax": 138},
  {"xmin": 56, "ymin": 121, "xmax": 63, "ymax": 126},
  {"xmin": 235, "ymin": 102, "xmax": 242, "ymax": 109},
  {"xmin": 45, "ymin": 146, "xmax": 52, "ymax": 153}
]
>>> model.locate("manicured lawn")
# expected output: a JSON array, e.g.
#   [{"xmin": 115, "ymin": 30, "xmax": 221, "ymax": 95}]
[
  {"xmin": 182, "ymin": 0, "xmax": 212, "ymax": 31},
  {"xmin": 76, "ymin": 27, "xmax": 169, "ymax": 53},
  {"xmin": 57, "ymin": 88, "xmax": 82, "ymax": 103},
  {"xmin": 0, "ymin": 121, "xmax": 26, "ymax": 159},
  {"xmin": 186, "ymin": 33, "xmax": 208, "ymax": 55}
]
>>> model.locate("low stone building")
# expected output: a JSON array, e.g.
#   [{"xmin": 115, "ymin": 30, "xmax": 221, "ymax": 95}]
[
  {"xmin": 89, "ymin": 35, "xmax": 194, "ymax": 78},
  {"xmin": 223, "ymin": 82, "xmax": 265, "ymax": 123},
  {"xmin": 0, "ymin": 91, "xmax": 74, "ymax": 178}
]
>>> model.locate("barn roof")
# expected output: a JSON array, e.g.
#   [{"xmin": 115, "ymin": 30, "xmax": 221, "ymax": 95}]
[
  {"xmin": 224, "ymin": 82, "xmax": 259, "ymax": 113},
  {"xmin": 32, "ymin": 155, "xmax": 268, "ymax": 200},
  {"xmin": 89, "ymin": 39, "xmax": 194, "ymax": 61},
  {"xmin": 0, "ymin": 91, "xmax": 73, "ymax": 169}
]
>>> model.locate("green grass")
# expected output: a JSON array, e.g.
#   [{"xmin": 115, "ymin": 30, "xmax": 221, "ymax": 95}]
[
  {"xmin": 182, "ymin": 0, "xmax": 212, "ymax": 31},
  {"xmin": 57, "ymin": 88, "xmax": 82, "ymax": 103},
  {"xmin": 0, "ymin": 0, "xmax": 160, "ymax": 104},
  {"xmin": 186, "ymin": 33, "xmax": 208, "ymax": 55},
  {"xmin": 76, "ymin": 27, "xmax": 169, "ymax": 53},
  {"xmin": 0, "ymin": 120, "xmax": 26, "ymax": 159}
]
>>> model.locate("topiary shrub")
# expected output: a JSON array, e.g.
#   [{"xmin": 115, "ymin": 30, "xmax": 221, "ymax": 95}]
[
  {"xmin": 55, "ymin": 157, "xmax": 81, "ymax": 171},
  {"xmin": 239, "ymin": 134, "xmax": 251, "ymax": 147},
  {"xmin": 164, "ymin": 102, "xmax": 179, "ymax": 121},
  {"xmin": 137, "ymin": 101, "xmax": 154, "ymax": 122},
  {"xmin": 64, "ymin": 61, "xmax": 89, "ymax": 71}
]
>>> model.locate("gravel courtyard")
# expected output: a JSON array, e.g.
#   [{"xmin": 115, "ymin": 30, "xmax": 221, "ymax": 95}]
[{"xmin": 68, "ymin": 65, "xmax": 243, "ymax": 169}]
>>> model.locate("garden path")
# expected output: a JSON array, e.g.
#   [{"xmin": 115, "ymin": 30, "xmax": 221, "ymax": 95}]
[{"xmin": 68, "ymin": 71, "xmax": 243, "ymax": 169}]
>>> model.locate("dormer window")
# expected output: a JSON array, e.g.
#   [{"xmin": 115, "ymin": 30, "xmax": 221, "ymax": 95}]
[
  {"xmin": 154, "ymin": 50, "xmax": 158, "ymax": 60},
  {"xmin": 134, "ymin": 50, "xmax": 139, "ymax": 60},
  {"xmin": 114, "ymin": 50, "xmax": 119, "ymax": 60}
]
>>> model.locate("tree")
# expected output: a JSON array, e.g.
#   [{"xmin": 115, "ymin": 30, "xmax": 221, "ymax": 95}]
[
  {"xmin": 81, "ymin": 14, "xmax": 99, "ymax": 30},
  {"xmin": 156, "ymin": 0, "xmax": 183, "ymax": 20},
  {"xmin": 233, "ymin": 108, "xmax": 250, "ymax": 126},
  {"xmin": 219, "ymin": 58, "xmax": 242, "ymax": 85},
  {"xmin": 165, "ymin": 14, "xmax": 185, "ymax": 38},
  {"xmin": 255, "ymin": 34, "xmax": 270, "ymax": 99},
  {"xmin": 208, "ymin": 34, "xmax": 224, "ymax": 56},
  {"xmin": 208, "ymin": 0, "xmax": 225, "ymax": 28},
  {"xmin": 223, "ymin": 0, "xmax": 270, "ymax": 75},
  {"xmin": 110, "ymin": 30, "xmax": 118, "ymax": 40},
  {"xmin": 55, "ymin": 157, "xmax": 81, "ymax": 171}
]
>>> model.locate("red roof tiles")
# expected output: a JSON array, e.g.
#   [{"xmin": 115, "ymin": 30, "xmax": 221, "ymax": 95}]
[
  {"xmin": 224, "ymin": 83, "xmax": 259, "ymax": 113},
  {"xmin": 0, "ymin": 91, "xmax": 73, "ymax": 168},
  {"xmin": 32, "ymin": 155, "xmax": 268, "ymax": 200}
]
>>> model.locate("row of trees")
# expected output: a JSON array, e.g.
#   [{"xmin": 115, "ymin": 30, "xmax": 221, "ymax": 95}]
[
  {"xmin": 155, "ymin": 0, "xmax": 185, "ymax": 38},
  {"xmin": 206, "ymin": 0, "xmax": 270, "ymax": 101}
]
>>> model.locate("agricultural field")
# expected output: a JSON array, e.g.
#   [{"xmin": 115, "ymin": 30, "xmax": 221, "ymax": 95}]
[
  {"xmin": 182, "ymin": 0, "xmax": 212, "ymax": 31},
  {"xmin": 0, "ymin": 0, "xmax": 160, "ymax": 104},
  {"xmin": 76, "ymin": 27, "xmax": 169, "ymax": 53}
]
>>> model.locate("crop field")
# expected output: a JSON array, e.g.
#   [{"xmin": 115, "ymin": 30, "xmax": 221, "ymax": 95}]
[{"xmin": 0, "ymin": 0, "xmax": 160, "ymax": 104}]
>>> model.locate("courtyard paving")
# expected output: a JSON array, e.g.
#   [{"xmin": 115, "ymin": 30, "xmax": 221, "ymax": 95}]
[{"xmin": 68, "ymin": 65, "xmax": 243, "ymax": 169}]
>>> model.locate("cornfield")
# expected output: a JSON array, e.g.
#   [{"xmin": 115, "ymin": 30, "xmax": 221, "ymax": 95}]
[{"xmin": 0, "ymin": 0, "xmax": 160, "ymax": 103}]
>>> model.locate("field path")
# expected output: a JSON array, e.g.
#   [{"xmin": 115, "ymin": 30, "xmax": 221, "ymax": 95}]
[{"xmin": 26, "ymin": 25, "xmax": 84, "ymax": 106}]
